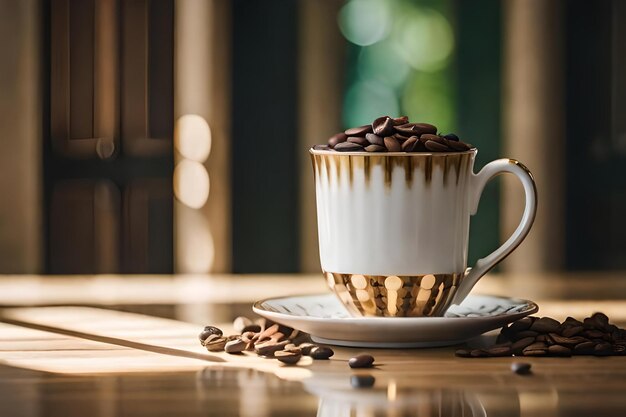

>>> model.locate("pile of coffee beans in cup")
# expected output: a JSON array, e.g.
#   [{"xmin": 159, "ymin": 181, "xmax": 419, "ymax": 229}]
[
  {"xmin": 456, "ymin": 312, "xmax": 626, "ymax": 358},
  {"xmin": 314, "ymin": 116, "xmax": 472, "ymax": 153},
  {"xmin": 199, "ymin": 316, "xmax": 334, "ymax": 365}
]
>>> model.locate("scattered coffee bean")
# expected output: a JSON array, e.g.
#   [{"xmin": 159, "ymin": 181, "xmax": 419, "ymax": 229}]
[
  {"xmin": 594, "ymin": 342, "xmax": 613, "ymax": 356},
  {"xmin": 334, "ymin": 142, "xmax": 364, "ymax": 152},
  {"xmin": 458, "ymin": 312, "xmax": 626, "ymax": 358},
  {"xmin": 511, "ymin": 362, "xmax": 532, "ymax": 375},
  {"xmin": 351, "ymin": 374, "xmax": 376, "ymax": 388},
  {"xmin": 348, "ymin": 354, "xmax": 375, "ymax": 368},
  {"xmin": 487, "ymin": 346, "xmax": 512, "ymax": 357},
  {"xmin": 345, "ymin": 125, "xmax": 372, "ymax": 136},
  {"xmin": 205, "ymin": 336, "xmax": 227, "ymax": 352},
  {"xmin": 199, "ymin": 326, "xmax": 223, "ymax": 343},
  {"xmin": 255, "ymin": 340, "xmax": 289, "ymax": 357},
  {"xmin": 561, "ymin": 326, "xmax": 584, "ymax": 338},
  {"xmin": 530, "ymin": 317, "xmax": 561, "ymax": 334},
  {"xmin": 470, "ymin": 349, "xmax": 489, "ymax": 358},
  {"xmin": 225, "ymin": 339, "xmax": 247, "ymax": 354},
  {"xmin": 275, "ymin": 350, "xmax": 302, "ymax": 365},
  {"xmin": 455, "ymin": 349, "xmax": 472, "ymax": 358},
  {"xmin": 299, "ymin": 343, "xmax": 317, "ymax": 355},
  {"xmin": 548, "ymin": 344, "xmax": 572, "ymax": 357},
  {"xmin": 309, "ymin": 346, "xmax": 334, "ymax": 360},
  {"xmin": 318, "ymin": 116, "xmax": 471, "ymax": 153}
]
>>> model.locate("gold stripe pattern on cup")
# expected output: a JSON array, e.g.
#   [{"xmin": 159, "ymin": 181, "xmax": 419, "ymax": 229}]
[
  {"xmin": 325, "ymin": 271, "xmax": 464, "ymax": 317},
  {"xmin": 310, "ymin": 151, "xmax": 474, "ymax": 188}
]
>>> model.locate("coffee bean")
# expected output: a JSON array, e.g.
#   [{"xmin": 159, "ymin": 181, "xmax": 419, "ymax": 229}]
[
  {"xmin": 275, "ymin": 350, "xmax": 302, "ymax": 365},
  {"xmin": 413, "ymin": 123, "xmax": 437, "ymax": 135},
  {"xmin": 199, "ymin": 326, "xmax": 223, "ymax": 343},
  {"xmin": 365, "ymin": 144, "xmax": 386, "ymax": 152},
  {"xmin": 563, "ymin": 316, "xmax": 583, "ymax": 327},
  {"xmin": 351, "ymin": 374, "xmax": 376, "ymax": 388},
  {"xmin": 561, "ymin": 326, "xmax": 584, "ymax": 338},
  {"xmin": 523, "ymin": 349, "xmax": 547, "ymax": 357},
  {"xmin": 313, "ymin": 144, "xmax": 330, "ymax": 151},
  {"xmin": 309, "ymin": 346, "xmax": 334, "ymax": 360},
  {"xmin": 205, "ymin": 336, "xmax": 227, "ymax": 352},
  {"xmin": 612, "ymin": 344, "xmax": 626, "ymax": 355},
  {"xmin": 257, "ymin": 324, "xmax": 280, "ymax": 342},
  {"xmin": 328, "ymin": 133, "xmax": 347, "ymax": 148},
  {"xmin": 548, "ymin": 344, "xmax": 572, "ymax": 357},
  {"xmin": 443, "ymin": 133, "xmax": 459, "ymax": 141},
  {"xmin": 402, "ymin": 136, "xmax": 419, "ymax": 152},
  {"xmin": 255, "ymin": 340, "xmax": 289, "ymax": 356},
  {"xmin": 512, "ymin": 337, "xmax": 536, "ymax": 354},
  {"xmin": 535, "ymin": 334, "xmax": 550, "ymax": 343},
  {"xmin": 583, "ymin": 330, "xmax": 606, "ymax": 340},
  {"xmin": 574, "ymin": 341, "xmax": 595, "ymax": 354},
  {"xmin": 372, "ymin": 116, "xmax": 395, "ymax": 136},
  {"xmin": 334, "ymin": 142, "xmax": 364, "ymax": 152},
  {"xmin": 424, "ymin": 140, "xmax": 450, "ymax": 152},
  {"xmin": 225, "ymin": 339, "xmax": 247, "ymax": 354},
  {"xmin": 487, "ymin": 346, "xmax": 512, "ymax": 357},
  {"xmin": 347, "ymin": 136, "xmax": 369, "ymax": 146},
  {"xmin": 365, "ymin": 133, "xmax": 385, "ymax": 146},
  {"xmin": 511, "ymin": 362, "xmax": 532, "ymax": 375},
  {"xmin": 594, "ymin": 342, "xmax": 613, "ymax": 356},
  {"xmin": 392, "ymin": 116, "xmax": 409, "ymax": 125},
  {"xmin": 511, "ymin": 330, "xmax": 539, "ymax": 341},
  {"xmin": 530, "ymin": 317, "xmax": 560, "ymax": 334},
  {"xmin": 345, "ymin": 125, "xmax": 373, "ymax": 136},
  {"xmin": 383, "ymin": 136, "xmax": 402, "ymax": 152},
  {"xmin": 509, "ymin": 317, "xmax": 534, "ymax": 333},
  {"xmin": 420, "ymin": 133, "xmax": 441, "ymax": 142},
  {"xmin": 455, "ymin": 349, "xmax": 472, "ymax": 357},
  {"xmin": 470, "ymin": 349, "xmax": 489, "ymax": 358},
  {"xmin": 392, "ymin": 133, "xmax": 410, "ymax": 142},
  {"xmin": 549, "ymin": 333, "xmax": 587, "ymax": 347},
  {"xmin": 394, "ymin": 123, "xmax": 419, "ymax": 135},
  {"xmin": 348, "ymin": 354, "xmax": 375, "ymax": 368},
  {"xmin": 299, "ymin": 343, "xmax": 317, "ymax": 355},
  {"xmin": 448, "ymin": 140, "xmax": 471, "ymax": 151}
]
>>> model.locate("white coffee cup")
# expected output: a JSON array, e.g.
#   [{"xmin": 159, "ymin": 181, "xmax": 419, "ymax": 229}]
[{"xmin": 310, "ymin": 148, "xmax": 536, "ymax": 317}]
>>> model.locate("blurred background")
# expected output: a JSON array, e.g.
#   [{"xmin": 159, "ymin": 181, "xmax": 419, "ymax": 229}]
[{"xmin": 0, "ymin": 0, "xmax": 624, "ymax": 276}]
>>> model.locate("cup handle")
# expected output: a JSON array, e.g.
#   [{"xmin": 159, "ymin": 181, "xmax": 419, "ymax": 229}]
[{"xmin": 451, "ymin": 158, "xmax": 538, "ymax": 306}]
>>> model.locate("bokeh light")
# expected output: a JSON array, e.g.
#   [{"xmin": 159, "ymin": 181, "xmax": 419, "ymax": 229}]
[
  {"xmin": 402, "ymin": 71, "xmax": 455, "ymax": 131},
  {"xmin": 174, "ymin": 114, "xmax": 211, "ymax": 163},
  {"xmin": 391, "ymin": 7, "xmax": 454, "ymax": 72},
  {"xmin": 338, "ymin": 0, "xmax": 392, "ymax": 46},
  {"xmin": 357, "ymin": 41, "xmax": 411, "ymax": 91},
  {"xmin": 173, "ymin": 160, "xmax": 210, "ymax": 209},
  {"xmin": 343, "ymin": 79, "xmax": 399, "ymax": 128}
]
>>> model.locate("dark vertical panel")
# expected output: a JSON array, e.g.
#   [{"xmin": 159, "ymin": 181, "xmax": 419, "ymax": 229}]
[
  {"xmin": 148, "ymin": 0, "xmax": 173, "ymax": 139},
  {"xmin": 565, "ymin": 0, "xmax": 615, "ymax": 269},
  {"xmin": 232, "ymin": 0, "xmax": 299, "ymax": 272},
  {"xmin": 455, "ymin": 0, "xmax": 501, "ymax": 266},
  {"xmin": 69, "ymin": 0, "xmax": 94, "ymax": 139}
]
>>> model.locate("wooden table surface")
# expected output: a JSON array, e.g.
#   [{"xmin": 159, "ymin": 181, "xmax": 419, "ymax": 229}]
[{"xmin": 1, "ymin": 273, "xmax": 626, "ymax": 417}]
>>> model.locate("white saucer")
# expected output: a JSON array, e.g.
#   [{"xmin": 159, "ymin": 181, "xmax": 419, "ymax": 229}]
[{"xmin": 253, "ymin": 293, "xmax": 537, "ymax": 348}]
